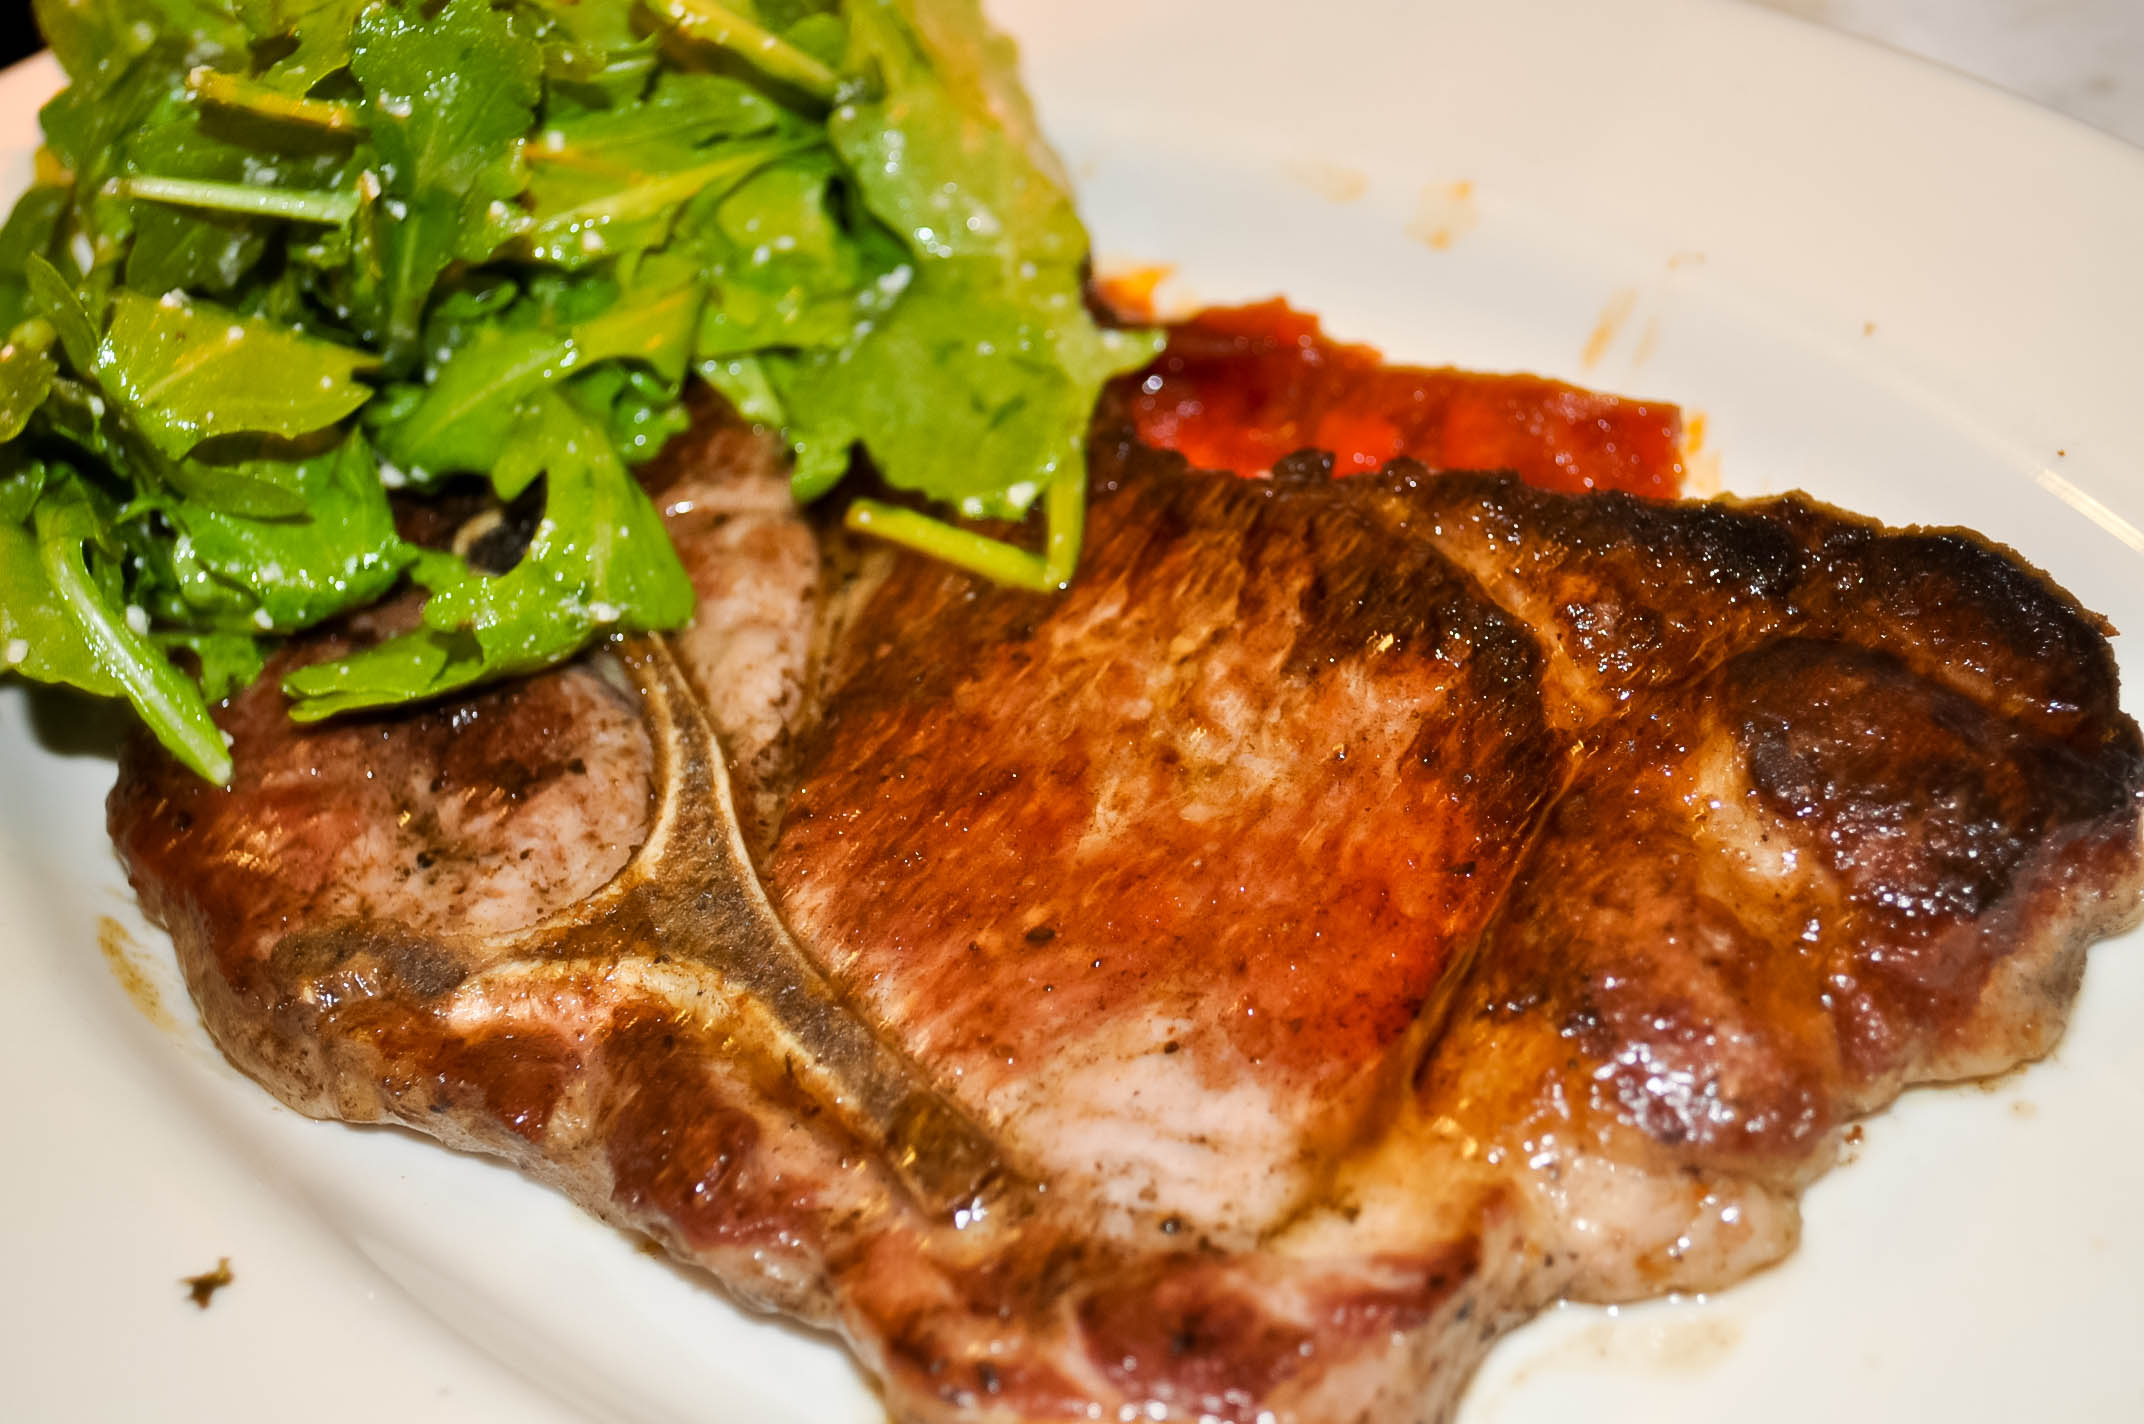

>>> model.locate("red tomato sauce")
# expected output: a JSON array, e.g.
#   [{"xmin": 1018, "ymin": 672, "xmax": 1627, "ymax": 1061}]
[{"xmin": 1105, "ymin": 298, "xmax": 1685, "ymax": 498}]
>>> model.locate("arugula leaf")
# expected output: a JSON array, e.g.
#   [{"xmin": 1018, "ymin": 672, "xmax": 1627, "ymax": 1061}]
[
  {"xmin": 831, "ymin": 0, "xmax": 1085, "ymax": 273},
  {"xmin": 93, "ymin": 288, "xmax": 377, "ymax": 459},
  {"xmin": 774, "ymin": 0, "xmax": 1158, "ymax": 580},
  {"xmin": 162, "ymin": 452, "xmax": 314, "ymax": 521},
  {"xmin": 123, "ymin": 191, "xmax": 273, "ymax": 298},
  {"xmin": 286, "ymin": 392, "xmax": 692, "ymax": 717},
  {"xmin": 0, "ymin": 458, "xmax": 41, "ymax": 524},
  {"xmin": 0, "ymin": 478, "xmax": 120, "ymax": 698},
  {"xmin": 697, "ymin": 352, "xmax": 787, "ymax": 429},
  {"xmin": 878, "ymin": 0, "xmax": 1073, "ymax": 196},
  {"xmin": 278, "ymin": 616, "xmax": 471, "ymax": 717},
  {"xmin": 185, "ymin": 67, "xmax": 365, "ymax": 134},
  {"xmin": 693, "ymin": 153, "xmax": 908, "ymax": 358},
  {"xmin": 536, "ymin": 71, "xmax": 787, "ymax": 163},
  {"xmin": 350, "ymin": 0, "xmax": 542, "ymax": 363},
  {"xmin": 32, "ymin": 0, "xmax": 248, "ymax": 81},
  {"xmin": 163, "ymin": 434, "xmax": 412, "ymax": 631},
  {"xmin": 0, "ymin": 323, "xmax": 58, "ymax": 441},
  {"xmin": 519, "ymin": 0, "xmax": 658, "ymax": 100},
  {"xmin": 247, "ymin": 0, "xmax": 370, "ymax": 98},
  {"xmin": 24, "ymin": 255, "xmax": 99, "ymax": 371},
  {"xmin": 30, "ymin": 473, "xmax": 230, "ymax": 782},
  {"xmin": 574, "ymin": 363, "xmax": 693, "ymax": 464},
  {"xmin": 441, "ymin": 391, "xmax": 696, "ymax": 638},
  {"xmin": 116, "ymin": 101, "xmax": 347, "ymax": 295},
  {"xmin": 161, "ymin": 629, "xmax": 266, "ymax": 703},
  {"xmin": 0, "ymin": 186, "xmax": 70, "ymax": 334},
  {"xmin": 37, "ymin": 41, "xmax": 185, "ymax": 202},
  {"xmin": 647, "ymin": 0, "xmax": 843, "ymax": 102},
  {"xmin": 381, "ymin": 265, "xmax": 702, "ymax": 475},
  {"xmin": 523, "ymin": 134, "xmax": 808, "ymax": 269},
  {"xmin": 772, "ymin": 257, "xmax": 1151, "ymax": 518},
  {"xmin": 3, "ymin": 0, "xmax": 1153, "ymax": 773}
]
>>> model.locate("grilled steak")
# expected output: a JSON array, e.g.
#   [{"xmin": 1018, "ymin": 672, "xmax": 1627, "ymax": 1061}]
[{"xmin": 110, "ymin": 399, "xmax": 2144, "ymax": 1423}]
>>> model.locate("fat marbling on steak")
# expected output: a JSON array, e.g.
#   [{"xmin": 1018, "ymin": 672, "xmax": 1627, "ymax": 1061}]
[{"xmin": 110, "ymin": 398, "xmax": 2144, "ymax": 1423}]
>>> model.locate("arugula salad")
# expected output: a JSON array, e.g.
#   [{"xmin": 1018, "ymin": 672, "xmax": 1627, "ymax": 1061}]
[{"xmin": 0, "ymin": 0, "xmax": 1156, "ymax": 783}]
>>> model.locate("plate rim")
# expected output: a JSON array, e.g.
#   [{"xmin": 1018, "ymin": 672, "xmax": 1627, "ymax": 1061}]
[{"xmin": 4, "ymin": 2, "xmax": 2144, "ymax": 1420}]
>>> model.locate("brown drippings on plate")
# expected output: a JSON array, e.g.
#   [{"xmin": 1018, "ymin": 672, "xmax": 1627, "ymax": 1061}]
[
  {"xmin": 1407, "ymin": 180, "xmax": 1478, "ymax": 250},
  {"xmin": 1281, "ymin": 159, "xmax": 1370, "ymax": 204},
  {"xmin": 98, "ymin": 916, "xmax": 173, "ymax": 1030},
  {"xmin": 1580, "ymin": 288, "xmax": 1638, "ymax": 371},
  {"xmin": 182, "ymin": 1258, "xmax": 233, "ymax": 1309}
]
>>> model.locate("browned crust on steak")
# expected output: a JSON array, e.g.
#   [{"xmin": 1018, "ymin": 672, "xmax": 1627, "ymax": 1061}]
[{"xmin": 109, "ymin": 408, "xmax": 2144, "ymax": 1423}]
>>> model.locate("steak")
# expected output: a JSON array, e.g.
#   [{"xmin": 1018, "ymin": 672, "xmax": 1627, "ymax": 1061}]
[{"xmin": 109, "ymin": 399, "xmax": 2144, "ymax": 1423}]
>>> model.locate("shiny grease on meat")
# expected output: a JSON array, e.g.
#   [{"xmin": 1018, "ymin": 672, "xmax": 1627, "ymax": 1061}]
[{"xmin": 111, "ymin": 400, "xmax": 2144, "ymax": 1424}]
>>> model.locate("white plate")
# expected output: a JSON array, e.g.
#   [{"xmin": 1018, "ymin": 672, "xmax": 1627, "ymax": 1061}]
[{"xmin": 5, "ymin": 2, "xmax": 2143, "ymax": 1419}]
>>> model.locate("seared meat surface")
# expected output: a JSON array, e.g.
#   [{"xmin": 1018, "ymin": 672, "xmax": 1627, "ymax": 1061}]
[{"xmin": 110, "ymin": 404, "xmax": 2144, "ymax": 1423}]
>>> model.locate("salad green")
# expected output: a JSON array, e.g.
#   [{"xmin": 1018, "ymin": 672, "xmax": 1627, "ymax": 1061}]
[{"xmin": 0, "ymin": 0, "xmax": 1156, "ymax": 782}]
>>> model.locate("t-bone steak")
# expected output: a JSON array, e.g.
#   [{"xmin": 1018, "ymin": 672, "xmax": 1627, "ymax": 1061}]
[{"xmin": 109, "ymin": 400, "xmax": 2144, "ymax": 1423}]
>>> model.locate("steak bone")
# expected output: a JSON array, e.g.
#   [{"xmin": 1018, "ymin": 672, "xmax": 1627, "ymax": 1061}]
[{"xmin": 269, "ymin": 637, "xmax": 1019, "ymax": 1221}]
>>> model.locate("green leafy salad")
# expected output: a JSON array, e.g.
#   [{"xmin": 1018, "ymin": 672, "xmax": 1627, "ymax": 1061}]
[{"xmin": 0, "ymin": 0, "xmax": 1157, "ymax": 783}]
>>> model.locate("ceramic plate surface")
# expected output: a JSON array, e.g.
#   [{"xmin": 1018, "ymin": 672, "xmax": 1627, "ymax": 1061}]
[{"xmin": 4, "ymin": 2, "xmax": 2143, "ymax": 1419}]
